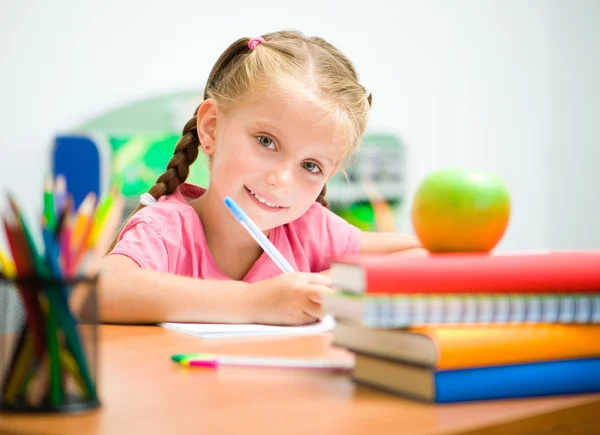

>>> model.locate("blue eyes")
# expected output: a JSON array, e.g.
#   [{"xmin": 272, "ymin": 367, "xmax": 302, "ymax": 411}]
[{"xmin": 256, "ymin": 136, "xmax": 323, "ymax": 175}]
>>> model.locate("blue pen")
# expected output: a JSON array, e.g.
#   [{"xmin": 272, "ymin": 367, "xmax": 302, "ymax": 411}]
[{"xmin": 224, "ymin": 196, "xmax": 295, "ymax": 273}]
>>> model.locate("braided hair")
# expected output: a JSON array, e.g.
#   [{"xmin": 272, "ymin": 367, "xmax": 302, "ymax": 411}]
[{"xmin": 107, "ymin": 30, "xmax": 371, "ymax": 252}]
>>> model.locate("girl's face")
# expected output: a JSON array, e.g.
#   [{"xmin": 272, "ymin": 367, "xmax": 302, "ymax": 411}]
[{"xmin": 208, "ymin": 92, "xmax": 345, "ymax": 231}]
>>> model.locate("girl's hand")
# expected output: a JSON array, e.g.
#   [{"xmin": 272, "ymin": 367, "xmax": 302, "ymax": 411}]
[{"xmin": 248, "ymin": 272, "xmax": 332, "ymax": 326}]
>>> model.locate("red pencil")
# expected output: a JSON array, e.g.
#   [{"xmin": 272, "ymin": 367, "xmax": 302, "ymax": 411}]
[{"xmin": 2, "ymin": 212, "xmax": 46, "ymax": 360}]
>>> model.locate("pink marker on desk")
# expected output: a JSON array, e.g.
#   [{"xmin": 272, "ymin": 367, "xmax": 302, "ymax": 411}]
[{"xmin": 172, "ymin": 353, "xmax": 353, "ymax": 371}]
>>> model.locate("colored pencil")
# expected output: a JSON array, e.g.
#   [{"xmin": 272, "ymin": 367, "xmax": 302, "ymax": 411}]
[
  {"xmin": 69, "ymin": 193, "xmax": 98, "ymax": 275},
  {"xmin": 70, "ymin": 193, "xmax": 97, "ymax": 252},
  {"xmin": 43, "ymin": 178, "xmax": 58, "ymax": 232},
  {"xmin": 2, "ymin": 332, "xmax": 34, "ymax": 404},
  {"xmin": 2, "ymin": 210, "xmax": 46, "ymax": 360},
  {"xmin": 8, "ymin": 194, "xmax": 67, "ymax": 404},
  {"xmin": 89, "ymin": 188, "xmax": 116, "ymax": 247},
  {"xmin": 53, "ymin": 174, "xmax": 67, "ymax": 217},
  {"xmin": 1, "ymin": 179, "xmax": 123, "ymax": 408},
  {"xmin": 0, "ymin": 248, "xmax": 16, "ymax": 278}
]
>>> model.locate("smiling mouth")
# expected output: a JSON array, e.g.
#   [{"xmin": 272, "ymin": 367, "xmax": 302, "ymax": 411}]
[{"xmin": 245, "ymin": 186, "xmax": 286, "ymax": 209}]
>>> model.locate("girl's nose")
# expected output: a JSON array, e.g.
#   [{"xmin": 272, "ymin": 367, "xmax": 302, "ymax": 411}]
[{"xmin": 265, "ymin": 164, "xmax": 294, "ymax": 191}]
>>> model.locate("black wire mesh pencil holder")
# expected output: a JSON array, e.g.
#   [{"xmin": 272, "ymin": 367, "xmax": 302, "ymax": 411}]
[{"xmin": 0, "ymin": 275, "xmax": 100, "ymax": 413}]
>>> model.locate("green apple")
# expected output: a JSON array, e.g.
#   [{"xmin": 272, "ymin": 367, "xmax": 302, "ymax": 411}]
[{"xmin": 411, "ymin": 169, "xmax": 511, "ymax": 253}]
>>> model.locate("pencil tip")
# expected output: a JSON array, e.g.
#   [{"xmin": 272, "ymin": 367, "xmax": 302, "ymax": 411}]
[
  {"xmin": 80, "ymin": 193, "xmax": 98, "ymax": 212},
  {"xmin": 5, "ymin": 192, "xmax": 19, "ymax": 213}
]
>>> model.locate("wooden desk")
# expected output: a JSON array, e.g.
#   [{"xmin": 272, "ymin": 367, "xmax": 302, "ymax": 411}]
[{"xmin": 1, "ymin": 325, "xmax": 599, "ymax": 435}]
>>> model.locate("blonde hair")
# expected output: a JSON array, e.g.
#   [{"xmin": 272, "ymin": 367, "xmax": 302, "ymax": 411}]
[{"xmin": 108, "ymin": 30, "xmax": 371, "ymax": 252}]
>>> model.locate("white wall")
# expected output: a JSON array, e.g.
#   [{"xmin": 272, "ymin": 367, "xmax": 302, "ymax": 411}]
[
  {"xmin": 547, "ymin": 0, "xmax": 600, "ymax": 249},
  {"xmin": 0, "ymin": 0, "xmax": 596, "ymax": 251}
]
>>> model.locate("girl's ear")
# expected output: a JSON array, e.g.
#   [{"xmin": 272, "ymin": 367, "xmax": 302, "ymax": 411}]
[{"xmin": 197, "ymin": 98, "xmax": 218, "ymax": 156}]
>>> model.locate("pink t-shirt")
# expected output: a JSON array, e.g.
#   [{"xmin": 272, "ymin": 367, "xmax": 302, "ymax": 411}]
[{"xmin": 109, "ymin": 183, "xmax": 362, "ymax": 282}]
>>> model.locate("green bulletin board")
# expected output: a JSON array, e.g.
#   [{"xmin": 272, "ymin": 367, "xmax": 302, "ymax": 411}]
[{"xmin": 74, "ymin": 91, "xmax": 406, "ymax": 230}]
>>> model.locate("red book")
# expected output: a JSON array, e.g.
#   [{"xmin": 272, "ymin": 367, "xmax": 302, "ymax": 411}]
[{"xmin": 330, "ymin": 250, "xmax": 600, "ymax": 294}]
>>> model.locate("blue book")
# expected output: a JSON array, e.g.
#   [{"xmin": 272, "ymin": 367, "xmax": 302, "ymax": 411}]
[{"xmin": 352, "ymin": 354, "xmax": 600, "ymax": 403}]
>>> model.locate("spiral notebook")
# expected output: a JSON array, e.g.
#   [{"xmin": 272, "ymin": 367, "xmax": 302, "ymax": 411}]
[{"xmin": 323, "ymin": 293, "xmax": 600, "ymax": 328}]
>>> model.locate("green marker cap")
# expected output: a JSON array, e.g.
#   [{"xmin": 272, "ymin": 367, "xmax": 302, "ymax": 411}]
[{"xmin": 171, "ymin": 353, "xmax": 211, "ymax": 363}]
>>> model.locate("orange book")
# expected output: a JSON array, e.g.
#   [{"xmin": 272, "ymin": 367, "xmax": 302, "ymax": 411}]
[{"xmin": 333, "ymin": 317, "xmax": 600, "ymax": 369}]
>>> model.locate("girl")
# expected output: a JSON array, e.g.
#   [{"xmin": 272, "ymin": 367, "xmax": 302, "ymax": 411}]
[{"xmin": 98, "ymin": 31, "xmax": 424, "ymax": 326}]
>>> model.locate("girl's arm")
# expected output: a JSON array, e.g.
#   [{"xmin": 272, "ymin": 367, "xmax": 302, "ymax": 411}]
[
  {"xmin": 359, "ymin": 231, "xmax": 428, "ymax": 256},
  {"xmin": 95, "ymin": 254, "xmax": 330, "ymax": 325},
  {"xmin": 96, "ymin": 254, "xmax": 253, "ymax": 324}
]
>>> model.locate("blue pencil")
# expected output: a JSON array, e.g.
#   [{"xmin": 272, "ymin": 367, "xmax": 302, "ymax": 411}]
[{"xmin": 224, "ymin": 196, "xmax": 294, "ymax": 273}]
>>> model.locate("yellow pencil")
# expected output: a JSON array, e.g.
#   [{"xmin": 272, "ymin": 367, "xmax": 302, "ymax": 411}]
[
  {"xmin": 65, "ymin": 193, "xmax": 97, "ymax": 278},
  {"xmin": 80, "ymin": 193, "xmax": 125, "ymax": 276},
  {"xmin": 2, "ymin": 333, "xmax": 34, "ymax": 404},
  {"xmin": 59, "ymin": 349, "xmax": 89, "ymax": 398},
  {"xmin": 89, "ymin": 186, "xmax": 118, "ymax": 247},
  {"xmin": 96, "ymin": 193, "xmax": 125, "ymax": 255},
  {"xmin": 70, "ymin": 193, "xmax": 97, "ymax": 254},
  {"xmin": 0, "ymin": 248, "xmax": 16, "ymax": 278},
  {"xmin": 26, "ymin": 355, "xmax": 49, "ymax": 406}
]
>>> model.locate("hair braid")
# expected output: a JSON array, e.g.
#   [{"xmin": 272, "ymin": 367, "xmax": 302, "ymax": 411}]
[
  {"xmin": 106, "ymin": 108, "xmax": 200, "ymax": 253},
  {"xmin": 107, "ymin": 30, "xmax": 372, "ymax": 254},
  {"xmin": 148, "ymin": 114, "xmax": 200, "ymax": 199},
  {"xmin": 315, "ymin": 185, "xmax": 329, "ymax": 208}
]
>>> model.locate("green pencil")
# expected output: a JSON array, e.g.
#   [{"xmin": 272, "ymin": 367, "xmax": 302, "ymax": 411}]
[
  {"xmin": 46, "ymin": 303, "xmax": 64, "ymax": 405},
  {"xmin": 6, "ymin": 193, "xmax": 99, "ymax": 404},
  {"xmin": 89, "ymin": 189, "xmax": 115, "ymax": 246},
  {"xmin": 8, "ymin": 194, "xmax": 64, "ymax": 405},
  {"xmin": 43, "ymin": 178, "xmax": 58, "ymax": 232}
]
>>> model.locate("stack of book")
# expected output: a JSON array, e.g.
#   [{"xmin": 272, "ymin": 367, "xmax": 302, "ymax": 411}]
[{"xmin": 326, "ymin": 251, "xmax": 600, "ymax": 403}]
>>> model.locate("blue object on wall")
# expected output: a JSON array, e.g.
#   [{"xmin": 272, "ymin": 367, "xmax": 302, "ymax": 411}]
[{"xmin": 52, "ymin": 135, "xmax": 102, "ymax": 209}]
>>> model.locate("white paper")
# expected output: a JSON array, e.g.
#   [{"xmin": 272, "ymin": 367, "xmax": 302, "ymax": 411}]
[{"xmin": 160, "ymin": 314, "xmax": 336, "ymax": 339}]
